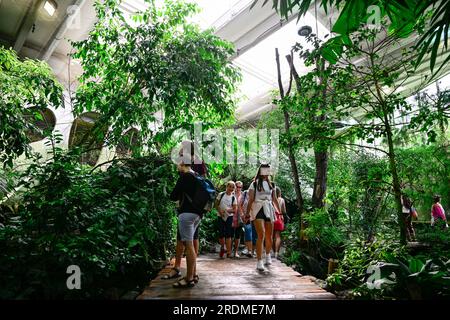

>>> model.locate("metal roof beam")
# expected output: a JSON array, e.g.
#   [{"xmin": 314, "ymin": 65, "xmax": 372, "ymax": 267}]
[
  {"xmin": 13, "ymin": 0, "xmax": 45, "ymax": 53},
  {"xmin": 40, "ymin": 0, "xmax": 87, "ymax": 61}
]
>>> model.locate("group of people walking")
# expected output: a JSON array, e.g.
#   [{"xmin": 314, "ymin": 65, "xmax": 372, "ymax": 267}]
[
  {"xmin": 215, "ymin": 172, "xmax": 287, "ymax": 267},
  {"xmin": 401, "ymin": 194, "xmax": 447, "ymax": 241},
  {"xmin": 167, "ymin": 142, "xmax": 287, "ymax": 288},
  {"xmin": 167, "ymin": 142, "xmax": 447, "ymax": 288}
]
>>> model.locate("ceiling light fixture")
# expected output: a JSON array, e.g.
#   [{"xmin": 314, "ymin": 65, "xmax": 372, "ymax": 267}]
[
  {"xmin": 43, "ymin": 0, "xmax": 57, "ymax": 17},
  {"xmin": 298, "ymin": 25, "xmax": 312, "ymax": 37}
]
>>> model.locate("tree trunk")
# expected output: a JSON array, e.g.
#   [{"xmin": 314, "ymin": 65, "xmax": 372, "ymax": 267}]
[
  {"xmin": 285, "ymin": 111, "xmax": 305, "ymax": 213},
  {"xmin": 312, "ymin": 58, "xmax": 328, "ymax": 209},
  {"xmin": 374, "ymin": 75, "xmax": 407, "ymax": 245},
  {"xmin": 275, "ymin": 48, "xmax": 305, "ymax": 214},
  {"xmin": 312, "ymin": 149, "xmax": 328, "ymax": 208},
  {"xmin": 368, "ymin": 48, "xmax": 406, "ymax": 244},
  {"xmin": 385, "ymin": 120, "xmax": 407, "ymax": 245}
]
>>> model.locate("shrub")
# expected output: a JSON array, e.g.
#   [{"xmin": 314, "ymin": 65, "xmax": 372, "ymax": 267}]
[
  {"xmin": 352, "ymin": 257, "xmax": 450, "ymax": 299},
  {"xmin": 326, "ymin": 237, "xmax": 408, "ymax": 292},
  {"xmin": 198, "ymin": 209, "xmax": 219, "ymax": 253},
  {"xmin": 0, "ymin": 151, "xmax": 177, "ymax": 299}
]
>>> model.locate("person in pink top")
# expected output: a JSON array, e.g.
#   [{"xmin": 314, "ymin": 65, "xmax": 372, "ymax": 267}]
[{"xmin": 431, "ymin": 195, "xmax": 448, "ymax": 228}]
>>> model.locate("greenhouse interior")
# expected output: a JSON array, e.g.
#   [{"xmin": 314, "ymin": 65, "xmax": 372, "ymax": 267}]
[{"xmin": 0, "ymin": 0, "xmax": 449, "ymax": 303}]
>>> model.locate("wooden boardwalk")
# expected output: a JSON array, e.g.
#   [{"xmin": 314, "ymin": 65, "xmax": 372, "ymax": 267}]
[{"xmin": 138, "ymin": 253, "xmax": 336, "ymax": 300}]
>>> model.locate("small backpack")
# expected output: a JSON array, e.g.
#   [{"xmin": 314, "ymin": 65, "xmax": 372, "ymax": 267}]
[
  {"xmin": 183, "ymin": 172, "xmax": 217, "ymax": 215},
  {"xmin": 218, "ymin": 192, "xmax": 235, "ymax": 207}
]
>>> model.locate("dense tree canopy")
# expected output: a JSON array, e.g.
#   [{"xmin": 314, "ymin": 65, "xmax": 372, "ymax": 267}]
[
  {"xmin": 71, "ymin": 0, "xmax": 241, "ymax": 153},
  {"xmin": 0, "ymin": 48, "xmax": 63, "ymax": 167}
]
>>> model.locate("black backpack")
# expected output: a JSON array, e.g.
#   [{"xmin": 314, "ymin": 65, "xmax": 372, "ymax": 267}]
[{"xmin": 183, "ymin": 172, "xmax": 217, "ymax": 215}]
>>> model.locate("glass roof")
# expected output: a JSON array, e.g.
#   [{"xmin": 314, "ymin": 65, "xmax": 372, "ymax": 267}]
[
  {"xmin": 234, "ymin": 12, "xmax": 329, "ymax": 109},
  {"xmin": 117, "ymin": 2, "xmax": 328, "ymax": 118}
]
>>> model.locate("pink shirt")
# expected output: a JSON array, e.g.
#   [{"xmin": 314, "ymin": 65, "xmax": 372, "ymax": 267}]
[{"xmin": 432, "ymin": 203, "xmax": 446, "ymax": 220}]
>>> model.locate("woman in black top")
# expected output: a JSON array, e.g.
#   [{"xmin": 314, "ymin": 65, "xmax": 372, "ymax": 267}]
[{"xmin": 170, "ymin": 162, "xmax": 202, "ymax": 287}]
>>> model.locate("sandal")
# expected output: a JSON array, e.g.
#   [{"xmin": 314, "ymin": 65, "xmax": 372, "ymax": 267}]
[
  {"xmin": 161, "ymin": 268, "xmax": 181, "ymax": 280},
  {"xmin": 172, "ymin": 277, "xmax": 195, "ymax": 288},
  {"xmin": 193, "ymin": 274, "xmax": 199, "ymax": 283}
]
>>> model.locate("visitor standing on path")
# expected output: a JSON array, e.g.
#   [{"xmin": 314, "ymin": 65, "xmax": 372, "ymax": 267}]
[
  {"xmin": 401, "ymin": 194, "xmax": 417, "ymax": 242},
  {"xmin": 272, "ymin": 187, "xmax": 286, "ymax": 259},
  {"xmin": 431, "ymin": 195, "xmax": 448, "ymax": 228},
  {"xmin": 215, "ymin": 181, "xmax": 237, "ymax": 258},
  {"xmin": 232, "ymin": 181, "xmax": 245, "ymax": 258},
  {"xmin": 170, "ymin": 157, "xmax": 203, "ymax": 287},
  {"xmin": 245, "ymin": 164, "xmax": 281, "ymax": 271},
  {"xmin": 239, "ymin": 183, "xmax": 256, "ymax": 258},
  {"xmin": 163, "ymin": 142, "xmax": 206, "ymax": 282}
]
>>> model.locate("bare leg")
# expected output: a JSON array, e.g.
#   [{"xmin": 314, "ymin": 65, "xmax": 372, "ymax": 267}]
[
  {"xmin": 193, "ymin": 239, "xmax": 199, "ymax": 277},
  {"xmin": 174, "ymin": 240, "xmax": 184, "ymax": 269},
  {"xmin": 233, "ymin": 230, "xmax": 240, "ymax": 256},
  {"xmin": 273, "ymin": 231, "xmax": 281, "ymax": 254},
  {"xmin": 193, "ymin": 239, "xmax": 199, "ymax": 257},
  {"xmin": 254, "ymin": 219, "xmax": 265, "ymax": 260},
  {"xmin": 184, "ymin": 240, "xmax": 196, "ymax": 282},
  {"xmin": 163, "ymin": 240, "xmax": 184, "ymax": 279},
  {"xmin": 245, "ymin": 241, "xmax": 252, "ymax": 253},
  {"xmin": 226, "ymin": 237, "xmax": 232, "ymax": 257},
  {"xmin": 264, "ymin": 221, "xmax": 273, "ymax": 255}
]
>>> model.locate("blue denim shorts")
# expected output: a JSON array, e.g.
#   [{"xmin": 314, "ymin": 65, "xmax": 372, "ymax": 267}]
[{"xmin": 244, "ymin": 222, "xmax": 257, "ymax": 244}]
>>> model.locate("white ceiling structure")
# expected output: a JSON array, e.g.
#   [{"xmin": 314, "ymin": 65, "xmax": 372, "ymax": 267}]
[{"xmin": 0, "ymin": 0, "xmax": 448, "ymax": 122}]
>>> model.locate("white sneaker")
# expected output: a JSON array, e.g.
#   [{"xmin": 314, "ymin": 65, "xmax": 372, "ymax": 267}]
[
  {"xmin": 256, "ymin": 259, "xmax": 265, "ymax": 271},
  {"xmin": 274, "ymin": 252, "xmax": 278, "ymax": 259},
  {"xmin": 265, "ymin": 254, "xmax": 272, "ymax": 265},
  {"xmin": 242, "ymin": 248, "xmax": 249, "ymax": 255}
]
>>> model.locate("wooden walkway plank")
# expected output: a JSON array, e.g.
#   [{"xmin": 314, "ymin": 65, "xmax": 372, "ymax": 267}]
[{"xmin": 138, "ymin": 253, "xmax": 336, "ymax": 300}]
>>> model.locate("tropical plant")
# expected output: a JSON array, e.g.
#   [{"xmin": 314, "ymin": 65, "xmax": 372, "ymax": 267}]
[
  {"xmin": 355, "ymin": 257, "xmax": 450, "ymax": 299},
  {"xmin": 290, "ymin": 25, "xmax": 445, "ymax": 244},
  {"xmin": 303, "ymin": 207, "xmax": 346, "ymax": 258},
  {"xmin": 251, "ymin": 0, "xmax": 450, "ymax": 76},
  {"xmin": 71, "ymin": 0, "xmax": 241, "ymax": 155},
  {"xmin": 326, "ymin": 237, "xmax": 408, "ymax": 292},
  {"xmin": 408, "ymin": 88, "xmax": 449, "ymax": 142},
  {"xmin": 0, "ymin": 47, "xmax": 63, "ymax": 167},
  {"xmin": 0, "ymin": 147, "xmax": 178, "ymax": 299},
  {"xmin": 396, "ymin": 144, "xmax": 449, "ymax": 216}
]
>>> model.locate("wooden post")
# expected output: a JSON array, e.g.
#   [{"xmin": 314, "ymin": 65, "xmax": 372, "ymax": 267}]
[{"xmin": 327, "ymin": 258, "xmax": 339, "ymax": 274}]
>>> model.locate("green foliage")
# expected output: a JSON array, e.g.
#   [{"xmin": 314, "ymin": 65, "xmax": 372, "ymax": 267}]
[
  {"xmin": 283, "ymin": 214, "xmax": 323, "ymax": 275},
  {"xmin": 303, "ymin": 208, "xmax": 346, "ymax": 258},
  {"xmin": 415, "ymin": 222, "xmax": 450, "ymax": 259},
  {"xmin": 0, "ymin": 47, "xmax": 63, "ymax": 167},
  {"xmin": 198, "ymin": 209, "xmax": 219, "ymax": 252},
  {"xmin": 275, "ymin": 34, "xmax": 359, "ymax": 153},
  {"xmin": 0, "ymin": 150, "xmax": 178, "ymax": 299},
  {"xmin": 350, "ymin": 152, "xmax": 393, "ymax": 239},
  {"xmin": 353, "ymin": 256, "xmax": 450, "ymax": 299},
  {"xmin": 326, "ymin": 237, "xmax": 408, "ymax": 292},
  {"xmin": 251, "ymin": 0, "xmax": 449, "ymax": 76},
  {"xmin": 396, "ymin": 144, "xmax": 450, "ymax": 216},
  {"xmin": 283, "ymin": 212, "xmax": 340, "ymax": 279},
  {"xmin": 408, "ymin": 89, "xmax": 449, "ymax": 143},
  {"xmin": 324, "ymin": 149, "xmax": 395, "ymax": 241},
  {"xmin": 71, "ymin": 0, "xmax": 240, "ymax": 153}
]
